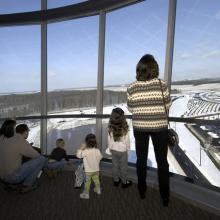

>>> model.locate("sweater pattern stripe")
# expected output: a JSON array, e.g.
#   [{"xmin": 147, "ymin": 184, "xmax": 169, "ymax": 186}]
[{"xmin": 127, "ymin": 79, "xmax": 171, "ymax": 132}]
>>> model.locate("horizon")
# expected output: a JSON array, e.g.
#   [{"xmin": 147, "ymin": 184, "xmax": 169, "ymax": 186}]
[
  {"xmin": 0, "ymin": 0, "xmax": 220, "ymax": 93},
  {"xmin": 0, "ymin": 76, "xmax": 220, "ymax": 95}
]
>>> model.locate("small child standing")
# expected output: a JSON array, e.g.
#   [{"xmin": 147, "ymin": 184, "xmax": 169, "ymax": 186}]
[
  {"xmin": 76, "ymin": 134, "xmax": 102, "ymax": 199},
  {"xmin": 108, "ymin": 108, "xmax": 132, "ymax": 188},
  {"xmin": 47, "ymin": 138, "xmax": 70, "ymax": 177}
]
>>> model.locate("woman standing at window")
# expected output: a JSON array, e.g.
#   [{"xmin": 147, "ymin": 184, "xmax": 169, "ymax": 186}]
[{"xmin": 127, "ymin": 54, "xmax": 171, "ymax": 206}]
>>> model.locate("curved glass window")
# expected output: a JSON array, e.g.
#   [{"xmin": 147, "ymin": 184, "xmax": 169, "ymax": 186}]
[
  {"xmin": 0, "ymin": 1, "xmax": 40, "ymax": 14},
  {"xmin": 102, "ymin": 0, "xmax": 169, "ymax": 166},
  {"xmin": 47, "ymin": 16, "xmax": 98, "ymax": 151},
  {"xmin": 171, "ymin": 0, "xmax": 220, "ymax": 120},
  {"xmin": 48, "ymin": 0, "xmax": 88, "ymax": 9},
  {"xmin": 0, "ymin": 26, "xmax": 41, "ymax": 117},
  {"xmin": 48, "ymin": 16, "xmax": 98, "ymax": 114},
  {"xmin": 170, "ymin": 0, "xmax": 220, "ymax": 188},
  {"xmin": 104, "ymin": 0, "xmax": 168, "ymax": 93}
]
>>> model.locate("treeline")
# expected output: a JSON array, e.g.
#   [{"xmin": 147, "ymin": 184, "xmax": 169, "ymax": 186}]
[{"xmin": 0, "ymin": 89, "xmax": 127, "ymax": 118}]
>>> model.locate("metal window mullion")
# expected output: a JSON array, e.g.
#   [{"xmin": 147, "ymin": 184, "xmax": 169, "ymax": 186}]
[
  {"xmin": 96, "ymin": 11, "xmax": 106, "ymax": 152},
  {"xmin": 40, "ymin": 0, "xmax": 47, "ymax": 154},
  {"xmin": 164, "ymin": 0, "xmax": 177, "ymax": 90}
]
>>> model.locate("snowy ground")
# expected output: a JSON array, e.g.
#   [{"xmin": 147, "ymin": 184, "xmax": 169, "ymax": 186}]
[
  {"xmin": 171, "ymin": 83, "xmax": 220, "ymax": 92},
  {"xmin": 25, "ymin": 104, "xmax": 183, "ymax": 175},
  {"xmin": 23, "ymin": 84, "xmax": 220, "ymax": 187},
  {"xmin": 169, "ymin": 95, "xmax": 220, "ymax": 187}
]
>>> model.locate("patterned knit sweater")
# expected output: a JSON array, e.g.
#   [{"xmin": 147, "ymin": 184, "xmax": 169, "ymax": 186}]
[{"xmin": 127, "ymin": 78, "xmax": 171, "ymax": 132}]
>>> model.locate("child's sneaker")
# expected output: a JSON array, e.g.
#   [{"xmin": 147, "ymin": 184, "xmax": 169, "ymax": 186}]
[
  {"xmin": 113, "ymin": 178, "xmax": 121, "ymax": 187},
  {"xmin": 121, "ymin": 180, "xmax": 132, "ymax": 189},
  {"xmin": 80, "ymin": 192, "xmax": 89, "ymax": 199},
  {"xmin": 94, "ymin": 187, "xmax": 101, "ymax": 195}
]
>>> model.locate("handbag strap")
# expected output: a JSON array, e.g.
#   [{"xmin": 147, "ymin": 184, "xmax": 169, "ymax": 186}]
[{"xmin": 158, "ymin": 79, "xmax": 170, "ymax": 128}]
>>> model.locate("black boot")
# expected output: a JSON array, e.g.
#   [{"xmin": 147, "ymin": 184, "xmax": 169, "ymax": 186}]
[
  {"xmin": 162, "ymin": 197, "xmax": 169, "ymax": 207},
  {"xmin": 138, "ymin": 184, "xmax": 147, "ymax": 199}
]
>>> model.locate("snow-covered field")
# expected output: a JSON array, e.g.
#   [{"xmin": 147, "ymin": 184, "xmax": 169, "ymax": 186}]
[
  {"xmin": 170, "ymin": 84, "xmax": 220, "ymax": 187},
  {"xmin": 172, "ymin": 83, "xmax": 220, "ymax": 92},
  {"xmin": 170, "ymin": 96, "xmax": 220, "ymax": 187},
  {"xmin": 24, "ymin": 83, "xmax": 220, "ymax": 187},
  {"xmin": 25, "ymin": 104, "xmax": 183, "ymax": 174}
]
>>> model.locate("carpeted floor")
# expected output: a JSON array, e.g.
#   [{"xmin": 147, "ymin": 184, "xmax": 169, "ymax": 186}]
[{"xmin": 0, "ymin": 171, "xmax": 219, "ymax": 220}]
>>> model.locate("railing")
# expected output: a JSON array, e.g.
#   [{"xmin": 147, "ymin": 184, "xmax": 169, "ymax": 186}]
[
  {"xmin": 1, "ymin": 114, "xmax": 220, "ymax": 125},
  {"xmin": 1, "ymin": 114, "xmax": 220, "ymax": 192}
]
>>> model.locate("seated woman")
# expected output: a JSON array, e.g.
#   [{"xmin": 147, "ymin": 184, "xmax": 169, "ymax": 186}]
[
  {"xmin": 46, "ymin": 138, "xmax": 71, "ymax": 178},
  {"xmin": 0, "ymin": 119, "xmax": 47, "ymax": 193}
]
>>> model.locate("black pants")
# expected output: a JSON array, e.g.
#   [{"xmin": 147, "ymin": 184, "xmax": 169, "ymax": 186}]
[{"xmin": 134, "ymin": 129, "xmax": 170, "ymax": 199}]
